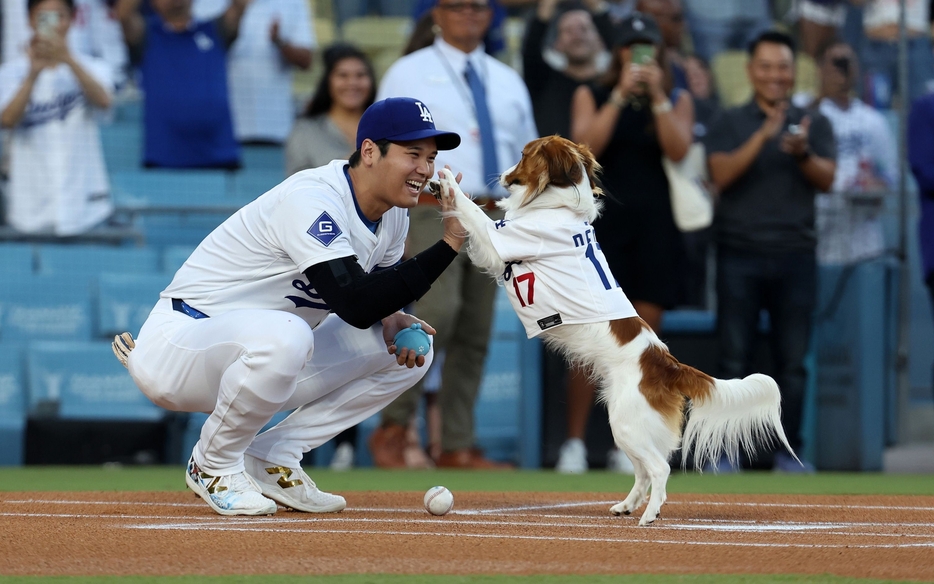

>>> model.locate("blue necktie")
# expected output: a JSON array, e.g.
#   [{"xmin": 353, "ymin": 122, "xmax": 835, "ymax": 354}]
[{"xmin": 464, "ymin": 61, "xmax": 499, "ymax": 191}]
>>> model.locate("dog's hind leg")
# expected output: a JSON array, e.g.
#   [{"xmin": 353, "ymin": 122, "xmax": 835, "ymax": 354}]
[
  {"xmin": 610, "ymin": 453, "xmax": 649, "ymax": 517},
  {"xmin": 636, "ymin": 448, "xmax": 671, "ymax": 525}
]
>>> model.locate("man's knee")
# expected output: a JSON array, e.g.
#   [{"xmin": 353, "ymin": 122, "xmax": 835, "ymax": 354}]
[{"xmin": 248, "ymin": 317, "xmax": 315, "ymax": 379}]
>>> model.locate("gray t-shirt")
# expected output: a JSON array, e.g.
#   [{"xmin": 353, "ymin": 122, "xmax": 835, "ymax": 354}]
[
  {"xmin": 704, "ymin": 100, "xmax": 837, "ymax": 253},
  {"xmin": 285, "ymin": 115, "xmax": 354, "ymax": 176}
]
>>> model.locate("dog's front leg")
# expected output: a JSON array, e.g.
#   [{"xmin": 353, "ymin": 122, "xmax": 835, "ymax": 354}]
[{"xmin": 438, "ymin": 169, "xmax": 505, "ymax": 275}]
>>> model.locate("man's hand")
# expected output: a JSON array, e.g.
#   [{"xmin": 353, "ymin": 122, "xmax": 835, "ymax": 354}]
[
  {"xmin": 779, "ymin": 115, "xmax": 811, "ymax": 159},
  {"xmin": 383, "ymin": 312, "xmax": 436, "ymax": 368},
  {"xmin": 757, "ymin": 101, "xmax": 788, "ymax": 141}
]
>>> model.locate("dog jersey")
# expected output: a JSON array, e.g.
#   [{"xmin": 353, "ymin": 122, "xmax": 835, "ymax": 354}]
[
  {"xmin": 482, "ymin": 207, "xmax": 638, "ymax": 338},
  {"xmin": 162, "ymin": 159, "xmax": 407, "ymax": 330}
]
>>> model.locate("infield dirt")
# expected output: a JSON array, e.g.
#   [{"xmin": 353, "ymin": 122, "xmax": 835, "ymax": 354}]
[{"xmin": 2, "ymin": 492, "xmax": 933, "ymax": 579}]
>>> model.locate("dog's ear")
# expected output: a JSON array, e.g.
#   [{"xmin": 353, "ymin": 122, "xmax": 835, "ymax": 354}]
[
  {"xmin": 575, "ymin": 141, "xmax": 604, "ymax": 196},
  {"xmin": 539, "ymin": 137, "xmax": 584, "ymax": 191}
]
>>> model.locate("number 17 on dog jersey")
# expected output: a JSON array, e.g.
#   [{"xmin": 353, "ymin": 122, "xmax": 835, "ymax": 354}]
[{"xmin": 485, "ymin": 209, "xmax": 638, "ymax": 339}]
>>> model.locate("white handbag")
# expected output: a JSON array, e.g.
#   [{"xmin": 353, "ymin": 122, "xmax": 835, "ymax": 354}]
[{"xmin": 662, "ymin": 142, "xmax": 713, "ymax": 232}]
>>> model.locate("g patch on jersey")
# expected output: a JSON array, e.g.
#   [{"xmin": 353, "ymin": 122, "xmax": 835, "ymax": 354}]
[{"xmin": 307, "ymin": 212, "xmax": 342, "ymax": 247}]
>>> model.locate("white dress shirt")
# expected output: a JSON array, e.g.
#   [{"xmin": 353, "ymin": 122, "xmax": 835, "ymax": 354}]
[
  {"xmin": 227, "ymin": 0, "xmax": 316, "ymax": 143},
  {"xmin": 378, "ymin": 38, "xmax": 538, "ymax": 198}
]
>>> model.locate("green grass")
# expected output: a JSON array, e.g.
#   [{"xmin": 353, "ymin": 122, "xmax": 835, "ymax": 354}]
[
  {"xmin": 0, "ymin": 575, "xmax": 926, "ymax": 584},
  {"xmin": 1, "ymin": 466, "xmax": 933, "ymax": 495}
]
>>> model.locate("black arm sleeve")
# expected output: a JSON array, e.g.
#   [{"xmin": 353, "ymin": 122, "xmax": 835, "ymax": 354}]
[{"xmin": 304, "ymin": 240, "xmax": 459, "ymax": 329}]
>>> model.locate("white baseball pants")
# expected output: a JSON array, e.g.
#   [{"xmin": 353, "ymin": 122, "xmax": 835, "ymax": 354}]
[{"xmin": 128, "ymin": 298, "xmax": 431, "ymax": 475}]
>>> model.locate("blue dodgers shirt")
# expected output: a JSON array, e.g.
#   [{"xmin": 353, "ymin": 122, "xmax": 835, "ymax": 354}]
[{"xmin": 140, "ymin": 17, "xmax": 240, "ymax": 168}]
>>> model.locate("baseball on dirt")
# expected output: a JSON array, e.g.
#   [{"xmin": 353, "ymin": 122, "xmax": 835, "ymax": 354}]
[{"xmin": 423, "ymin": 486, "xmax": 454, "ymax": 516}]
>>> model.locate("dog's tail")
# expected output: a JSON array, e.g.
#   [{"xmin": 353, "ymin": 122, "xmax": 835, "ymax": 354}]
[{"xmin": 677, "ymin": 368, "xmax": 797, "ymax": 471}]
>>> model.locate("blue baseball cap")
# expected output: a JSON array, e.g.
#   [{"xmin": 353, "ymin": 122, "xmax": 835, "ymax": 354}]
[{"xmin": 355, "ymin": 97, "xmax": 461, "ymax": 151}]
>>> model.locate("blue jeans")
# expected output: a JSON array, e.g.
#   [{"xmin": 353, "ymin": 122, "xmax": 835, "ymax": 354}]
[
  {"xmin": 861, "ymin": 37, "xmax": 934, "ymax": 109},
  {"xmin": 716, "ymin": 247, "xmax": 817, "ymax": 451}
]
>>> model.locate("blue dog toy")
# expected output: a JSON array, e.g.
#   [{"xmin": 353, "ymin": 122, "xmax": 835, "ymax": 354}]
[{"xmin": 393, "ymin": 323, "xmax": 432, "ymax": 356}]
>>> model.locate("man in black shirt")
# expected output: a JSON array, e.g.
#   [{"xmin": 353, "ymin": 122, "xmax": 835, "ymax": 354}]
[{"xmin": 704, "ymin": 30, "xmax": 836, "ymax": 472}]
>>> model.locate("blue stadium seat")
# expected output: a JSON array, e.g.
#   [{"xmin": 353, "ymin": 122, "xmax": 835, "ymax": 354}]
[
  {"xmin": 0, "ymin": 344, "xmax": 26, "ymax": 465},
  {"xmin": 228, "ymin": 169, "xmax": 284, "ymax": 205},
  {"xmin": 0, "ymin": 275, "xmax": 93, "ymax": 341},
  {"xmin": 162, "ymin": 245, "xmax": 197, "ymax": 274},
  {"xmin": 110, "ymin": 169, "xmax": 230, "ymax": 209},
  {"xmin": 0, "ymin": 243, "xmax": 35, "ymax": 274},
  {"xmin": 241, "ymin": 145, "xmax": 285, "ymax": 171},
  {"xmin": 138, "ymin": 214, "xmax": 228, "ymax": 248},
  {"xmin": 100, "ymin": 123, "xmax": 142, "ymax": 169},
  {"xmin": 36, "ymin": 244, "xmax": 160, "ymax": 276},
  {"xmin": 113, "ymin": 99, "xmax": 142, "ymax": 124},
  {"xmin": 97, "ymin": 273, "xmax": 172, "ymax": 337},
  {"xmin": 26, "ymin": 341, "xmax": 164, "ymax": 421}
]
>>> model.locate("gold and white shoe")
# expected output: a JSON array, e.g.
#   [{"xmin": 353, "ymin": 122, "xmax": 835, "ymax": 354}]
[
  {"xmin": 185, "ymin": 455, "xmax": 277, "ymax": 516},
  {"xmin": 245, "ymin": 454, "xmax": 346, "ymax": 513}
]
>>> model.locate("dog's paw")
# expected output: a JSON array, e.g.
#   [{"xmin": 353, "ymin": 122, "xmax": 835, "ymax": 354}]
[
  {"xmin": 609, "ymin": 502, "xmax": 629, "ymax": 517},
  {"xmin": 438, "ymin": 168, "xmax": 460, "ymax": 201},
  {"xmin": 638, "ymin": 511, "xmax": 659, "ymax": 526}
]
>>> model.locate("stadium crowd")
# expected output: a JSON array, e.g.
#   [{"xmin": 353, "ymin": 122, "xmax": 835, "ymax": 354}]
[{"xmin": 1, "ymin": 0, "xmax": 932, "ymax": 473}]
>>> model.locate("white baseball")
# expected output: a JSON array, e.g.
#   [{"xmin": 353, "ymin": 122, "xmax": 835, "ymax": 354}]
[{"xmin": 423, "ymin": 486, "xmax": 454, "ymax": 516}]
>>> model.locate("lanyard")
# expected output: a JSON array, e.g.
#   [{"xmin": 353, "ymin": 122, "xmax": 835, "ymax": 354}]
[{"xmin": 432, "ymin": 45, "xmax": 487, "ymax": 122}]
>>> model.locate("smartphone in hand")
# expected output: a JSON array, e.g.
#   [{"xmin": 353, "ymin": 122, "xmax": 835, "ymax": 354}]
[
  {"xmin": 631, "ymin": 44, "xmax": 655, "ymax": 65},
  {"xmin": 36, "ymin": 10, "xmax": 60, "ymax": 39}
]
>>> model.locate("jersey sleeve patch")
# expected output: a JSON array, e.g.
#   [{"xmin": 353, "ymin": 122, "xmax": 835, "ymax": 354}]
[{"xmin": 307, "ymin": 212, "xmax": 343, "ymax": 247}]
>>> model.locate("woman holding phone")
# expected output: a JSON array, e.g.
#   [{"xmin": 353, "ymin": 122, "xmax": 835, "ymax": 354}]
[{"xmin": 558, "ymin": 12, "xmax": 695, "ymax": 475}]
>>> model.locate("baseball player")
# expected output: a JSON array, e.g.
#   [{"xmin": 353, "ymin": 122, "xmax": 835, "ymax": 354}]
[{"xmin": 113, "ymin": 97, "xmax": 464, "ymax": 516}]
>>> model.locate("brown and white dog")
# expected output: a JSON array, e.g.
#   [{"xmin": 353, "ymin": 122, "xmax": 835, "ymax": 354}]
[{"xmin": 437, "ymin": 135, "xmax": 797, "ymax": 525}]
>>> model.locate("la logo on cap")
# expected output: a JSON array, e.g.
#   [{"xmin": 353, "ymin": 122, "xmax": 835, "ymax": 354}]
[
  {"xmin": 634, "ymin": 18, "xmax": 645, "ymax": 30},
  {"xmin": 416, "ymin": 101, "xmax": 433, "ymax": 123}
]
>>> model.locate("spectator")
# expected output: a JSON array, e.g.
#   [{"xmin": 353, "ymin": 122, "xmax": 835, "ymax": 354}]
[
  {"xmin": 682, "ymin": 0, "xmax": 772, "ymax": 62},
  {"xmin": 908, "ymin": 91, "xmax": 934, "ymax": 399},
  {"xmin": 414, "ymin": 0, "xmax": 508, "ymax": 55},
  {"xmin": 0, "ymin": 0, "xmax": 115, "ymax": 236},
  {"xmin": 370, "ymin": 0, "xmax": 537, "ymax": 469},
  {"xmin": 115, "ymin": 0, "xmax": 244, "ymax": 169},
  {"xmin": 704, "ymin": 30, "xmax": 836, "ymax": 472},
  {"xmin": 335, "ymin": 0, "xmax": 417, "ymax": 26},
  {"xmin": 683, "ymin": 53, "xmax": 719, "ymax": 133},
  {"xmin": 2, "ymin": 0, "xmax": 129, "ymax": 86},
  {"xmin": 286, "ymin": 44, "xmax": 375, "ymax": 176},
  {"xmin": 855, "ymin": 0, "xmax": 934, "ymax": 109},
  {"xmin": 797, "ymin": 0, "xmax": 848, "ymax": 59},
  {"xmin": 565, "ymin": 12, "xmax": 694, "ymax": 473},
  {"xmin": 810, "ymin": 39, "xmax": 896, "ymax": 265},
  {"xmin": 522, "ymin": 0, "xmax": 614, "ymax": 138},
  {"xmin": 637, "ymin": 0, "xmax": 688, "ymax": 90},
  {"xmin": 227, "ymin": 0, "xmax": 315, "ymax": 145}
]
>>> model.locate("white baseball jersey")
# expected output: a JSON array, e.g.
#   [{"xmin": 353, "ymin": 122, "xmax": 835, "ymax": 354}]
[
  {"xmin": 483, "ymin": 207, "xmax": 638, "ymax": 339},
  {"xmin": 162, "ymin": 159, "xmax": 408, "ymax": 329}
]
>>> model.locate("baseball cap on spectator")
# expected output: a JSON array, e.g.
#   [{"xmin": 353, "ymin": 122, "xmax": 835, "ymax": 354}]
[
  {"xmin": 356, "ymin": 97, "xmax": 461, "ymax": 151},
  {"xmin": 614, "ymin": 12, "xmax": 662, "ymax": 47}
]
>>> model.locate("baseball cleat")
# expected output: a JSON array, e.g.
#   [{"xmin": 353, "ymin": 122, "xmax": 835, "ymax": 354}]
[
  {"xmin": 185, "ymin": 455, "xmax": 278, "ymax": 516},
  {"xmin": 244, "ymin": 454, "xmax": 346, "ymax": 513}
]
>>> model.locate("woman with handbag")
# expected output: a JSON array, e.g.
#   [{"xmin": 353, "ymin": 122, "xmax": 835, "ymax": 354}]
[{"xmin": 557, "ymin": 11, "xmax": 695, "ymax": 475}]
